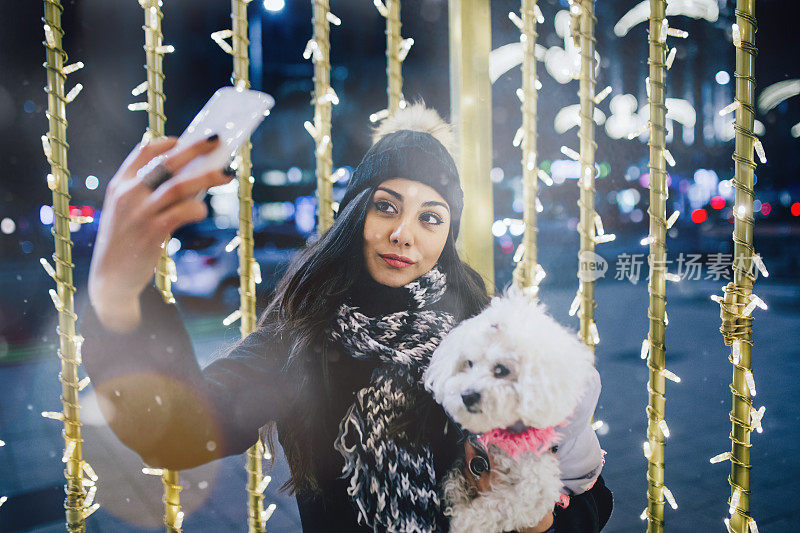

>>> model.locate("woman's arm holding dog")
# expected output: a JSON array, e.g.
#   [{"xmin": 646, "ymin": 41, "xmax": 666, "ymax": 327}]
[
  {"xmin": 463, "ymin": 443, "xmax": 555, "ymax": 533},
  {"xmin": 555, "ymin": 367, "xmax": 604, "ymax": 495}
]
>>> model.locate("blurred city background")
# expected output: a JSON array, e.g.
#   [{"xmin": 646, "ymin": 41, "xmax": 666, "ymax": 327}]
[{"xmin": 0, "ymin": 0, "xmax": 798, "ymax": 531}]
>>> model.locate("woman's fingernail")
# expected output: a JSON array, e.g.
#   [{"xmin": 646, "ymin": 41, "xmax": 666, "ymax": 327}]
[
  {"xmin": 207, "ymin": 133, "xmax": 219, "ymax": 142},
  {"xmin": 223, "ymin": 165, "xmax": 236, "ymax": 177}
]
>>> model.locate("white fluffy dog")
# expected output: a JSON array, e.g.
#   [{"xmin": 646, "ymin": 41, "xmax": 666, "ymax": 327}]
[{"xmin": 423, "ymin": 290, "xmax": 597, "ymax": 533}]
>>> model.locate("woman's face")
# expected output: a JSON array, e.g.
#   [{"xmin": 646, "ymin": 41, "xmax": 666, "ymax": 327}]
[{"xmin": 362, "ymin": 178, "xmax": 451, "ymax": 287}]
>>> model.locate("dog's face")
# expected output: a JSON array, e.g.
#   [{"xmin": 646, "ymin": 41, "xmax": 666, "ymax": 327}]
[{"xmin": 424, "ymin": 291, "xmax": 595, "ymax": 434}]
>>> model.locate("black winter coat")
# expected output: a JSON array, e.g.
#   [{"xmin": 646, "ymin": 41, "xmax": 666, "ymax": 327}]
[{"xmin": 79, "ymin": 279, "xmax": 611, "ymax": 532}]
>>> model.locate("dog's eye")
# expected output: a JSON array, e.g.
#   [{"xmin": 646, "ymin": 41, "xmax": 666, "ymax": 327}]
[
  {"xmin": 493, "ymin": 364, "xmax": 510, "ymax": 378},
  {"xmin": 460, "ymin": 359, "xmax": 473, "ymax": 372}
]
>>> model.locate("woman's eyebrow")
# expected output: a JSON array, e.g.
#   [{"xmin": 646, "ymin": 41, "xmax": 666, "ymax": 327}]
[
  {"xmin": 422, "ymin": 200, "xmax": 449, "ymax": 212},
  {"xmin": 376, "ymin": 186, "xmax": 402, "ymax": 200},
  {"xmin": 376, "ymin": 186, "xmax": 449, "ymax": 212}
]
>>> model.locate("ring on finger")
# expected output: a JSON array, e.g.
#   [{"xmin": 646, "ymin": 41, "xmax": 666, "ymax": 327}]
[
  {"xmin": 140, "ymin": 162, "xmax": 174, "ymax": 190},
  {"xmin": 468, "ymin": 455, "xmax": 489, "ymax": 478}
]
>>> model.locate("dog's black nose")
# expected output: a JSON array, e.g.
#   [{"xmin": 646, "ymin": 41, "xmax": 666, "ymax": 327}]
[{"xmin": 461, "ymin": 391, "xmax": 481, "ymax": 408}]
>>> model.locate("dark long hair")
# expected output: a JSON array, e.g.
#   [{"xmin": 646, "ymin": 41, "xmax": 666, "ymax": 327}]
[{"xmin": 258, "ymin": 185, "xmax": 490, "ymax": 494}]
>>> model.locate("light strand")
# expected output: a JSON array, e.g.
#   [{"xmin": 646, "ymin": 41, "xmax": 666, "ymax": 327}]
[{"xmin": 41, "ymin": 2, "xmax": 92, "ymax": 530}]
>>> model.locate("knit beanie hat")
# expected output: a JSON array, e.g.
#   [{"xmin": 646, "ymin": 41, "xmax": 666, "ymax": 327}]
[{"xmin": 338, "ymin": 104, "xmax": 463, "ymax": 239}]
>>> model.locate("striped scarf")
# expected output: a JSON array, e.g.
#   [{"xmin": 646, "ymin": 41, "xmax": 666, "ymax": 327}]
[{"xmin": 331, "ymin": 267, "xmax": 455, "ymax": 532}]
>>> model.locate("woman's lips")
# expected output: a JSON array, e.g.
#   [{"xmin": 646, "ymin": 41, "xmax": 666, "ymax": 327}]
[{"xmin": 380, "ymin": 254, "xmax": 414, "ymax": 269}]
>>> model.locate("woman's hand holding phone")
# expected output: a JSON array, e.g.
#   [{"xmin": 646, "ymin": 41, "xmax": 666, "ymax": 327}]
[{"xmin": 87, "ymin": 135, "xmax": 234, "ymax": 334}]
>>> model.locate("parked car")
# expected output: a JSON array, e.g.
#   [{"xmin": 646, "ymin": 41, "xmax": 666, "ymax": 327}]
[{"xmin": 171, "ymin": 221, "xmax": 307, "ymax": 309}]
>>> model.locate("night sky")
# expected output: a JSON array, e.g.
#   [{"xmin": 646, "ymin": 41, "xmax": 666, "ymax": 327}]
[{"xmin": 1, "ymin": 0, "xmax": 798, "ymax": 266}]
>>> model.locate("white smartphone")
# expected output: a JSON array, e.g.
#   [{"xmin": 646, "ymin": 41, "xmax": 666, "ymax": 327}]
[{"xmin": 140, "ymin": 87, "xmax": 274, "ymax": 197}]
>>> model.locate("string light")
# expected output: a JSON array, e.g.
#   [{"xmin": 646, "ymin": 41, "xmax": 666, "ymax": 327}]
[
  {"xmin": 560, "ymin": 145, "xmax": 580, "ymax": 160},
  {"xmin": 43, "ymin": 24, "xmax": 57, "ymax": 48},
  {"xmin": 512, "ymin": 127, "xmax": 525, "ymax": 147},
  {"xmin": 127, "ymin": 102, "xmax": 150, "ymax": 112},
  {"xmin": 40, "ymin": 257, "xmax": 57, "ymax": 279},
  {"xmin": 132, "ymin": 81, "xmax": 149, "ymax": 96},
  {"xmin": 537, "ymin": 169, "xmax": 553, "ymax": 186},
  {"xmin": 256, "ymin": 475, "xmax": 272, "ymax": 494},
  {"xmin": 710, "ymin": 452, "xmax": 731, "ymax": 464},
  {"xmin": 513, "ymin": 244, "xmax": 526, "ymax": 264},
  {"xmin": 84, "ymin": 486, "xmax": 97, "ymax": 508},
  {"xmin": 643, "ymin": 440, "xmax": 652, "ymax": 459},
  {"xmin": 665, "ymin": 47, "xmax": 677, "ymax": 69},
  {"xmin": 591, "ymin": 420, "xmax": 604, "ymax": 431},
  {"xmin": 42, "ymin": 411, "xmax": 65, "ymax": 421},
  {"xmin": 742, "ymin": 293, "xmax": 768, "ymax": 317},
  {"xmin": 369, "ymin": 109, "xmax": 390, "ymax": 123},
  {"xmin": 732, "ymin": 23, "xmax": 742, "ymax": 48},
  {"xmin": 62, "ymin": 440, "xmax": 76, "ymax": 463},
  {"xmin": 719, "ymin": 101, "xmax": 740, "ymax": 116},
  {"xmin": 77, "ymin": 376, "xmax": 91, "ymax": 391},
  {"xmin": 729, "ymin": 487, "xmax": 741, "ymax": 515},
  {"xmin": 82, "ymin": 503, "xmax": 100, "ymax": 520},
  {"xmin": 748, "ymin": 517, "xmax": 760, "ymax": 533},
  {"xmin": 745, "ymin": 370, "xmax": 756, "ymax": 396},
  {"xmin": 640, "ymin": 508, "xmax": 647, "ymax": 520},
  {"xmin": 664, "ymin": 272, "xmax": 681, "ymax": 283},
  {"xmin": 303, "ymin": 120, "xmax": 319, "ymax": 139},
  {"xmin": 62, "ymin": 62, "xmax": 84, "ymax": 75},
  {"xmin": 641, "ymin": 339, "xmax": 649, "ymax": 360},
  {"xmin": 41, "ymin": 135, "xmax": 52, "ymax": 159},
  {"xmin": 662, "ymin": 485, "xmax": 678, "ymax": 510},
  {"xmin": 223, "ymin": 309, "xmax": 242, "ymax": 326},
  {"xmin": 252, "ymin": 261, "xmax": 262, "ymax": 285},
  {"xmin": 724, "ymin": 517, "xmax": 733, "ymax": 533},
  {"xmin": 225, "ymin": 235, "xmax": 241, "ymax": 252},
  {"xmin": 750, "ymin": 406, "xmax": 765, "ymax": 433},
  {"xmin": 262, "ymin": 503, "xmax": 277, "ymax": 522},
  {"xmin": 49, "ymin": 288, "xmax": 63, "ymax": 309},
  {"xmin": 658, "ymin": 419, "xmax": 670, "ymax": 438},
  {"xmin": 663, "ymin": 148, "xmax": 676, "ymax": 167},
  {"xmin": 753, "ymin": 138, "xmax": 767, "ymax": 164},
  {"xmin": 398, "ymin": 38, "xmax": 414, "ymax": 62},
  {"xmin": 568, "ymin": 289, "xmax": 582, "ymax": 316},
  {"xmin": 142, "ymin": 467, "xmax": 165, "ymax": 476},
  {"xmin": 593, "ymin": 233, "xmax": 616, "ymax": 244},
  {"xmin": 211, "ymin": 29, "xmax": 234, "ymax": 55},
  {"xmin": 640, "ymin": 235, "xmax": 655, "ymax": 246},
  {"xmin": 666, "ymin": 210, "xmax": 680, "ymax": 229},
  {"xmin": 593, "ymin": 86, "xmax": 612, "ymax": 104},
  {"xmin": 373, "ymin": 0, "xmax": 388, "ymax": 17},
  {"xmin": 326, "ymin": 12, "xmax": 341, "ymax": 26},
  {"xmin": 752, "ymin": 254, "xmax": 769, "ymax": 278},
  {"xmin": 302, "ymin": 38, "xmax": 322, "ymax": 62},
  {"xmin": 589, "ymin": 322, "xmax": 600, "ymax": 345},
  {"xmin": 732, "ymin": 340, "xmax": 741, "ymax": 365},
  {"xmin": 661, "ymin": 368, "xmax": 681, "ymax": 383}
]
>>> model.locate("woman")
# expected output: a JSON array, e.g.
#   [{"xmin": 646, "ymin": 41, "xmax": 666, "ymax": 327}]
[{"xmin": 81, "ymin": 104, "xmax": 609, "ymax": 532}]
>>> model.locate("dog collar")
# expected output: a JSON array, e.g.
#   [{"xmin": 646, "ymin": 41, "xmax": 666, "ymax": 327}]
[{"xmin": 476, "ymin": 425, "xmax": 557, "ymax": 459}]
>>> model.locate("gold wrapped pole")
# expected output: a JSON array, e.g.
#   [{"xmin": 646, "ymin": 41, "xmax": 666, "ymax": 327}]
[
  {"xmin": 713, "ymin": 2, "xmax": 763, "ymax": 532},
  {"xmin": 573, "ymin": 0, "xmax": 598, "ymax": 352},
  {"xmin": 512, "ymin": 1, "xmax": 543, "ymax": 295},
  {"xmin": 229, "ymin": 1, "xmax": 270, "ymax": 530},
  {"xmin": 307, "ymin": 0, "xmax": 335, "ymax": 233},
  {"xmin": 375, "ymin": 0, "xmax": 406, "ymax": 114},
  {"xmin": 137, "ymin": 1, "xmax": 183, "ymax": 530},
  {"xmin": 41, "ymin": 1, "xmax": 96, "ymax": 530},
  {"xmin": 448, "ymin": 0, "xmax": 494, "ymax": 290},
  {"xmin": 644, "ymin": 0, "xmax": 669, "ymax": 530}
]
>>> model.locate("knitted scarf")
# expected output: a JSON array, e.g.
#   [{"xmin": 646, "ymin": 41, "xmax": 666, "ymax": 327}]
[{"xmin": 330, "ymin": 267, "xmax": 456, "ymax": 532}]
